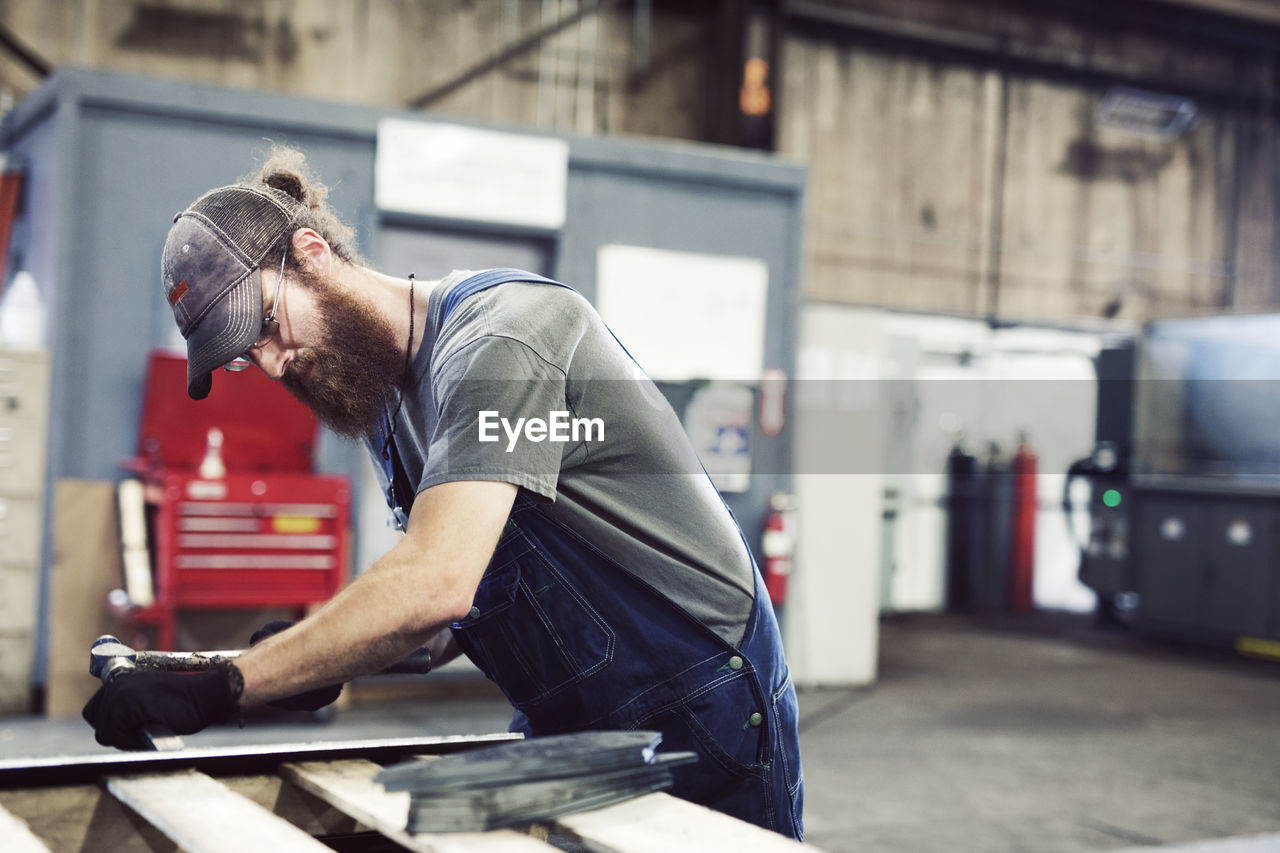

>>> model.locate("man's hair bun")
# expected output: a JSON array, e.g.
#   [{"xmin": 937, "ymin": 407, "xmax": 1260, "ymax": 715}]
[
  {"xmin": 254, "ymin": 146, "xmax": 330, "ymax": 210},
  {"xmin": 263, "ymin": 171, "xmax": 306, "ymax": 205},
  {"xmin": 242, "ymin": 145, "xmax": 359, "ymax": 266}
]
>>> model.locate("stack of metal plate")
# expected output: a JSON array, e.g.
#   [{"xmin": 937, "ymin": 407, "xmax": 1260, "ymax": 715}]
[{"xmin": 375, "ymin": 730, "xmax": 698, "ymax": 833}]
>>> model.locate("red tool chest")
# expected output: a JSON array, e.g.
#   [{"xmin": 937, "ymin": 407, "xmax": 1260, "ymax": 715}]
[{"xmin": 124, "ymin": 351, "xmax": 349, "ymax": 650}]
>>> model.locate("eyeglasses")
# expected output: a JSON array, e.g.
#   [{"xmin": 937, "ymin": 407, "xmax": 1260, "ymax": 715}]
[{"xmin": 224, "ymin": 252, "xmax": 287, "ymax": 373}]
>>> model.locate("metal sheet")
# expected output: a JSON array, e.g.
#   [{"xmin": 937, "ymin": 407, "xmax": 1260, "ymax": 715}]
[{"xmin": 0, "ymin": 733, "xmax": 520, "ymax": 790}]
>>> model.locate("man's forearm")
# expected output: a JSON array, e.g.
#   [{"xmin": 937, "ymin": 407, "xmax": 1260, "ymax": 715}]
[
  {"xmin": 234, "ymin": 543, "xmax": 467, "ymax": 705},
  {"xmin": 232, "ymin": 480, "xmax": 516, "ymax": 706}
]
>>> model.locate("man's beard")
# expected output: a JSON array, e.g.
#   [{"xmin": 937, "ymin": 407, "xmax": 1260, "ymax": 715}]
[{"xmin": 281, "ymin": 268, "xmax": 405, "ymax": 440}]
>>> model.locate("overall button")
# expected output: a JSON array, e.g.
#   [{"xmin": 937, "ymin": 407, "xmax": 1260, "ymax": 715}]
[
  {"xmin": 748, "ymin": 712, "xmax": 764, "ymax": 728},
  {"xmin": 728, "ymin": 655, "xmax": 744, "ymax": 671},
  {"xmin": 468, "ymin": 606, "xmax": 481, "ymax": 619}
]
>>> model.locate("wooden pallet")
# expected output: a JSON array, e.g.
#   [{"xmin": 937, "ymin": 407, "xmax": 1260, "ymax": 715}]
[{"xmin": 0, "ymin": 736, "xmax": 810, "ymax": 852}]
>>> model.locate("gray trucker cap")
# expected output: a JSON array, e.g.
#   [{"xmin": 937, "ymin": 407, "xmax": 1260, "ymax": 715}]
[{"xmin": 161, "ymin": 184, "xmax": 302, "ymax": 399}]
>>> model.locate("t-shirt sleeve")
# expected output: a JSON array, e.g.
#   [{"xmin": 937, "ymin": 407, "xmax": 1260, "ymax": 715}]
[{"xmin": 418, "ymin": 334, "xmax": 570, "ymax": 500}]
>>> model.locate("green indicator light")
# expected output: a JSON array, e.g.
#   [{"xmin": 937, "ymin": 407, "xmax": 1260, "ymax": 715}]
[{"xmin": 1102, "ymin": 489, "xmax": 1122, "ymax": 508}]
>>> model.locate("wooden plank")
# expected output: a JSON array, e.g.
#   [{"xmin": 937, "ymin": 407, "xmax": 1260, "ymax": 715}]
[
  {"xmin": 0, "ymin": 799, "xmax": 53, "ymax": 852},
  {"xmin": 281, "ymin": 759, "xmax": 555, "ymax": 853},
  {"xmin": 0, "ymin": 773, "xmax": 356, "ymax": 850},
  {"xmin": 280, "ymin": 760, "xmax": 408, "ymax": 838},
  {"xmin": 551, "ymin": 791, "xmax": 811, "ymax": 853},
  {"xmin": 0, "ymin": 783, "xmax": 175, "ymax": 853},
  {"xmin": 106, "ymin": 770, "xmax": 332, "ymax": 852},
  {"xmin": 220, "ymin": 772, "xmax": 360, "ymax": 837}
]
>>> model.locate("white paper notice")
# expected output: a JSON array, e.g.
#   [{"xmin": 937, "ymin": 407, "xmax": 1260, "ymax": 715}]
[
  {"xmin": 596, "ymin": 245, "xmax": 768, "ymax": 381},
  {"xmin": 376, "ymin": 118, "xmax": 568, "ymax": 229},
  {"xmin": 683, "ymin": 382, "xmax": 754, "ymax": 493}
]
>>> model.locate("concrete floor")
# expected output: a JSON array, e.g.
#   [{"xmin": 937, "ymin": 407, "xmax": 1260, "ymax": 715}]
[
  {"xmin": 799, "ymin": 613, "xmax": 1280, "ymax": 853},
  {"xmin": 2, "ymin": 612, "xmax": 1279, "ymax": 852}
]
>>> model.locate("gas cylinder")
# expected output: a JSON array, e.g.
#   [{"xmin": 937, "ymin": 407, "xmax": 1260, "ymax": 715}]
[{"xmin": 1010, "ymin": 434, "xmax": 1038, "ymax": 614}]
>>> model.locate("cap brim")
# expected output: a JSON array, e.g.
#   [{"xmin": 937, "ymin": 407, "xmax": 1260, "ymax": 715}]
[{"xmin": 184, "ymin": 268, "xmax": 263, "ymax": 399}]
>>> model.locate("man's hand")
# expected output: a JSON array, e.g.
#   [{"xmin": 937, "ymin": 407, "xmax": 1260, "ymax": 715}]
[
  {"xmin": 249, "ymin": 620, "xmax": 343, "ymax": 712},
  {"xmin": 81, "ymin": 665, "xmax": 241, "ymax": 750}
]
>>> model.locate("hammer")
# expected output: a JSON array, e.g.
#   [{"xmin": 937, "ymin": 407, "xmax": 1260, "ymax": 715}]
[
  {"xmin": 88, "ymin": 636, "xmax": 188, "ymax": 751},
  {"xmin": 89, "ymin": 635, "xmax": 435, "ymax": 678},
  {"xmin": 89, "ymin": 635, "xmax": 436, "ymax": 750}
]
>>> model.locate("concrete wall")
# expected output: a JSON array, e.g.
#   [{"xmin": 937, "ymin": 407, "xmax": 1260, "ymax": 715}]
[
  {"xmin": 778, "ymin": 1, "xmax": 1280, "ymax": 324},
  {"xmin": 0, "ymin": 0, "xmax": 713, "ymax": 140},
  {"xmin": 4, "ymin": 0, "xmax": 1280, "ymax": 325}
]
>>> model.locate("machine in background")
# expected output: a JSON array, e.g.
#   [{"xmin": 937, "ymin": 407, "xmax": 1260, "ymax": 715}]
[
  {"xmin": 1069, "ymin": 342, "xmax": 1136, "ymax": 626},
  {"xmin": 1075, "ymin": 319, "xmax": 1280, "ymax": 656}
]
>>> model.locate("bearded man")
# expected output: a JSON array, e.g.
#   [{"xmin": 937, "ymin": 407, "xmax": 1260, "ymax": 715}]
[{"xmin": 82, "ymin": 148, "xmax": 803, "ymax": 839}]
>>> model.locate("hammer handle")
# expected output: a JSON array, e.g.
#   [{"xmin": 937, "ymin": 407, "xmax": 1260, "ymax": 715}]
[
  {"xmin": 130, "ymin": 646, "xmax": 434, "ymax": 676},
  {"xmin": 141, "ymin": 725, "xmax": 184, "ymax": 752},
  {"xmin": 379, "ymin": 646, "xmax": 433, "ymax": 675}
]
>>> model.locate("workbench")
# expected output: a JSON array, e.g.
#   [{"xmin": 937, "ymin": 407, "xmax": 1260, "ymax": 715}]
[{"xmin": 0, "ymin": 735, "xmax": 810, "ymax": 852}]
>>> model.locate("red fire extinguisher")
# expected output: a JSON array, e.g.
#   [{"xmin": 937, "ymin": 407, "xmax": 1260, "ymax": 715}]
[
  {"xmin": 1010, "ymin": 433, "xmax": 1037, "ymax": 614},
  {"xmin": 762, "ymin": 492, "xmax": 796, "ymax": 606}
]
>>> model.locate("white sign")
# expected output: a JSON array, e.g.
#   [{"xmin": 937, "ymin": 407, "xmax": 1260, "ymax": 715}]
[
  {"xmin": 596, "ymin": 245, "xmax": 768, "ymax": 382},
  {"xmin": 376, "ymin": 118, "xmax": 568, "ymax": 229},
  {"xmin": 683, "ymin": 382, "xmax": 754, "ymax": 493}
]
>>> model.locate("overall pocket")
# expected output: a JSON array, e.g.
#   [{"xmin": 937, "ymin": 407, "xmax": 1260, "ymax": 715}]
[
  {"xmin": 634, "ymin": 670, "xmax": 772, "ymax": 830},
  {"xmin": 450, "ymin": 528, "xmax": 616, "ymax": 708}
]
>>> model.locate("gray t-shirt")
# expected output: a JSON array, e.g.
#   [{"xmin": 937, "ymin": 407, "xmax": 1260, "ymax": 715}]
[{"xmin": 375, "ymin": 270, "xmax": 755, "ymax": 644}]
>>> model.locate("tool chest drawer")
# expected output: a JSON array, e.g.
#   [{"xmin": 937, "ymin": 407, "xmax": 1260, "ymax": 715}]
[{"xmin": 152, "ymin": 471, "xmax": 350, "ymax": 607}]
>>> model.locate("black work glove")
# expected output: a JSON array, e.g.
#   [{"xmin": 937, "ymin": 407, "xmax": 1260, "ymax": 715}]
[
  {"xmin": 81, "ymin": 665, "xmax": 240, "ymax": 750},
  {"xmin": 249, "ymin": 619, "xmax": 344, "ymax": 712}
]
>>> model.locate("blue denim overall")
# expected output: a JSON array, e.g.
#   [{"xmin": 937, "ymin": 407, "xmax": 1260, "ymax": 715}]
[{"xmin": 389, "ymin": 270, "xmax": 804, "ymax": 838}]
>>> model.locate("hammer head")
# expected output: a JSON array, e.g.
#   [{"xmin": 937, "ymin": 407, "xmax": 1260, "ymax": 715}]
[{"xmin": 89, "ymin": 634, "xmax": 137, "ymax": 682}]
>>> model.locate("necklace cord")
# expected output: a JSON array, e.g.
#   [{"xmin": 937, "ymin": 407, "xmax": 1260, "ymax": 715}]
[{"xmin": 380, "ymin": 273, "xmax": 415, "ymax": 460}]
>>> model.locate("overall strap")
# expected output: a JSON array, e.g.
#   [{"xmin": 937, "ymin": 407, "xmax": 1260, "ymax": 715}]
[
  {"xmin": 441, "ymin": 268, "xmax": 565, "ymax": 324},
  {"xmin": 445, "ymin": 267, "xmax": 652, "ymax": 371},
  {"xmin": 375, "ymin": 269, "xmax": 567, "ymax": 530}
]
